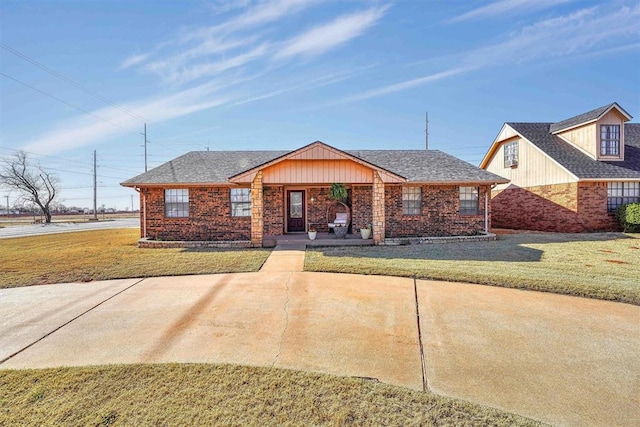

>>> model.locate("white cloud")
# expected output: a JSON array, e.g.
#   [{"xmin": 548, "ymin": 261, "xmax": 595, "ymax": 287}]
[
  {"xmin": 19, "ymin": 78, "xmax": 249, "ymax": 155},
  {"xmin": 449, "ymin": 0, "xmax": 573, "ymax": 23},
  {"xmin": 335, "ymin": 67, "xmax": 472, "ymax": 104},
  {"xmin": 338, "ymin": 4, "xmax": 639, "ymax": 104},
  {"xmin": 118, "ymin": 53, "xmax": 151, "ymax": 70},
  {"xmin": 462, "ymin": 5, "xmax": 640, "ymax": 65},
  {"xmin": 149, "ymin": 43, "xmax": 269, "ymax": 84},
  {"xmin": 274, "ymin": 5, "xmax": 389, "ymax": 59}
]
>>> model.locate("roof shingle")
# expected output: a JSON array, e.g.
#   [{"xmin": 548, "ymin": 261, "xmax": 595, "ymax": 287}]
[
  {"xmin": 508, "ymin": 122, "xmax": 640, "ymax": 179},
  {"xmin": 122, "ymin": 147, "xmax": 507, "ymax": 186},
  {"xmin": 549, "ymin": 102, "xmax": 631, "ymax": 133}
]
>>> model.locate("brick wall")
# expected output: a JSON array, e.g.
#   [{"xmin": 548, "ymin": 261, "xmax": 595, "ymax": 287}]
[
  {"xmin": 352, "ymin": 185, "xmax": 373, "ymax": 232},
  {"xmin": 491, "ymin": 182, "xmax": 619, "ymax": 232},
  {"xmin": 142, "ymin": 187, "xmax": 251, "ymax": 241},
  {"xmin": 384, "ymin": 184, "xmax": 488, "ymax": 238},
  {"xmin": 263, "ymin": 186, "xmax": 284, "ymax": 236}
]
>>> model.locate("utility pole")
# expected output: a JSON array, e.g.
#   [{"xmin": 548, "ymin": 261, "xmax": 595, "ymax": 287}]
[
  {"xmin": 425, "ymin": 112, "xmax": 429, "ymax": 150},
  {"xmin": 93, "ymin": 150, "xmax": 98, "ymax": 221},
  {"xmin": 141, "ymin": 123, "xmax": 148, "ymax": 172},
  {"xmin": 5, "ymin": 195, "xmax": 9, "ymax": 218}
]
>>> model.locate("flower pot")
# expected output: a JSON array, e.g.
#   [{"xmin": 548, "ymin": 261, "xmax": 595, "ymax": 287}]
[
  {"xmin": 360, "ymin": 228, "xmax": 371, "ymax": 239},
  {"xmin": 334, "ymin": 226, "xmax": 348, "ymax": 239},
  {"xmin": 308, "ymin": 231, "xmax": 317, "ymax": 240}
]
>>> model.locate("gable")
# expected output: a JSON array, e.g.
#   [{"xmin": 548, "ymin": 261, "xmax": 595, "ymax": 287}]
[{"xmin": 229, "ymin": 141, "xmax": 405, "ymax": 184}]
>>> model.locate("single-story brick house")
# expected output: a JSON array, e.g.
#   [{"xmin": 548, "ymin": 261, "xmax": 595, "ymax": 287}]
[
  {"xmin": 122, "ymin": 141, "xmax": 507, "ymax": 246},
  {"xmin": 480, "ymin": 102, "xmax": 640, "ymax": 232}
]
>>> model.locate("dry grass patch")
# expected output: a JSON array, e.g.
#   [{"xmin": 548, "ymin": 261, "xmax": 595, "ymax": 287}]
[
  {"xmin": 305, "ymin": 232, "xmax": 640, "ymax": 305},
  {"xmin": 0, "ymin": 229, "xmax": 270, "ymax": 288},
  {"xmin": 0, "ymin": 364, "xmax": 542, "ymax": 426}
]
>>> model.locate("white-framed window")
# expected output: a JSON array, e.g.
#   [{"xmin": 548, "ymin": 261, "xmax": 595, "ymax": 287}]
[
  {"xmin": 231, "ymin": 188, "xmax": 251, "ymax": 217},
  {"xmin": 459, "ymin": 186, "xmax": 479, "ymax": 215},
  {"xmin": 402, "ymin": 187, "xmax": 421, "ymax": 215},
  {"xmin": 600, "ymin": 125, "xmax": 620, "ymax": 156},
  {"xmin": 607, "ymin": 182, "xmax": 639, "ymax": 212},
  {"xmin": 504, "ymin": 141, "xmax": 518, "ymax": 167},
  {"xmin": 165, "ymin": 189, "xmax": 189, "ymax": 218}
]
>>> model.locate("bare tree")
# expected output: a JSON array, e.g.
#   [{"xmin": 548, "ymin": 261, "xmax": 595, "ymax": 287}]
[{"xmin": 0, "ymin": 151, "xmax": 59, "ymax": 223}]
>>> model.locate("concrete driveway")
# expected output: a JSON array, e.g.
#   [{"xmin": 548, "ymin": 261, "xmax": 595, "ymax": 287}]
[{"xmin": 1, "ymin": 273, "xmax": 639, "ymax": 426}]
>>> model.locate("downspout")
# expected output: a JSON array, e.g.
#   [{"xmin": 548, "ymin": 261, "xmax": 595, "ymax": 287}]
[
  {"xmin": 134, "ymin": 187, "xmax": 146, "ymax": 238},
  {"xmin": 485, "ymin": 184, "xmax": 497, "ymax": 234}
]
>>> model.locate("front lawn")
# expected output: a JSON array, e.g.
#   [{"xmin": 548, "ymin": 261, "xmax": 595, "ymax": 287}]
[
  {"xmin": 305, "ymin": 232, "xmax": 640, "ymax": 305},
  {"xmin": 0, "ymin": 364, "xmax": 541, "ymax": 426},
  {"xmin": 0, "ymin": 229, "xmax": 270, "ymax": 288}
]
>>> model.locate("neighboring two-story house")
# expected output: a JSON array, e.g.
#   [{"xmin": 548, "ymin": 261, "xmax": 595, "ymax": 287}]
[
  {"xmin": 122, "ymin": 141, "xmax": 507, "ymax": 247},
  {"xmin": 480, "ymin": 103, "xmax": 640, "ymax": 232}
]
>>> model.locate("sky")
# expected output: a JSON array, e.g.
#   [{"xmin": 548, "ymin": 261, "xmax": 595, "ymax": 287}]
[{"xmin": 1, "ymin": 0, "xmax": 639, "ymax": 211}]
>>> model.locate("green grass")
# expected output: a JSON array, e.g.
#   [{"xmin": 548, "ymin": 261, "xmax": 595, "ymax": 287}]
[
  {"xmin": 0, "ymin": 364, "xmax": 542, "ymax": 426},
  {"xmin": 0, "ymin": 229, "xmax": 270, "ymax": 288},
  {"xmin": 305, "ymin": 232, "xmax": 640, "ymax": 305}
]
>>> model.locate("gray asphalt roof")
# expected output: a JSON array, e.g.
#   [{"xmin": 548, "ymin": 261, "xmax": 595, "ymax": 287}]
[
  {"xmin": 121, "ymin": 147, "xmax": 507, "ymax": 186},
  {"xmin": 508, "ymin": 122, "xmax": 640, "ymax": 180},
  {"xmin": 549, "ymin": 102, "xmax": 631, "ymax": 133}
]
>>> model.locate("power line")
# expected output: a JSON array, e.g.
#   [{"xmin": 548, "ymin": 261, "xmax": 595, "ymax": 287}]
[
  {"xmin": 0, "ymin": 72, "xmax": 142, "ymax": 137},
  {"xmin": 2, "ymin": 43, "xmax": 206, "ymax": 153},
  {"xmin": 1, "ymin": 42, "xmax": 148, "ymax": 123}
]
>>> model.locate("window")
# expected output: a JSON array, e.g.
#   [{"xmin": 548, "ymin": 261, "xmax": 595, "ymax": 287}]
[
  {"xmin": 231, "ymin": 188, "xmax": 251, "ymax": 217},
  {"xmin": 459, "ymin": 187, "xmax": 479, "ymax": 215},
  {"xmin": 600, "ymin": 125, "xmax": 620, "ymax": 156},
  {"xmin": 607, "ymin": 182, "xmax": 639, "ymax": 212},
  {"xmin": 165, "ymin": 189, "xmax": 189, "ymax": 217},
  {"xmin": 402, "ymin": 187, "xmax": 421, "ymax": 215},
  {"xmin": 504, "ymin": 141, "xmax": 518, "ymax": 167}
]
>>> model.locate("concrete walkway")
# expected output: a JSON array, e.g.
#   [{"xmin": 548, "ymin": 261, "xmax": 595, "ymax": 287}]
[
  {"xmin": 259, "ymin": 243, "xmax": 307, "ymax": 272},
  {"xmin": 1, "ymin": 272, "xmax": 638, "ymax": 426}
]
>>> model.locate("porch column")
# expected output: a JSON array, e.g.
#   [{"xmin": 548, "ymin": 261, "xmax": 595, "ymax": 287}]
[
  {"xmin": 251, "ymin": 171, "xmax": 263, "ymax": 247},
  {"xmin": 372, "ymin": 171, "xmax": 385, "ymax": 244}
]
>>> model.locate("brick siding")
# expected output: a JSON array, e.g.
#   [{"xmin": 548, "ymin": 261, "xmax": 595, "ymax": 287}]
[
  {"xmin": 142, "ymin": 187, "xmax": 251, "ymax": 241},
  {"xmin": 384, "ymin": 184, "xmax": 489, "ymax": 238},
  {"xmin": 352, "ymin": 185, "xmax": 373, "ymax": 232},
  {"xmin": 263, "ymin": 186, "xmax": 284, "ymax": 236},
  {"xmin": 141, "ymin": 183, "xmax": 493, "ymax": 242},
  {"xmin": 491, "ymin": 182, "xmax": 619, "ymax": 232}
]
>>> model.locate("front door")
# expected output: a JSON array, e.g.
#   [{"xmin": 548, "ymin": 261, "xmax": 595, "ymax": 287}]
[{"xmin": 287, "ymin": 190, "xmax": 305, "ymax": 232}]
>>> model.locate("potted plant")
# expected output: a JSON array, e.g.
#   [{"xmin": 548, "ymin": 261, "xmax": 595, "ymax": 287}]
[
  {"xmin": 359, "ymin": 223, "xmax": 372, "ymax": 239},
  {"xmin": 329, "ymin": 183, "xmax": 348, "ymax": 202},
  {"xmin": 308, "ymin": 225, "xmax": 317, "ymax": 240}
]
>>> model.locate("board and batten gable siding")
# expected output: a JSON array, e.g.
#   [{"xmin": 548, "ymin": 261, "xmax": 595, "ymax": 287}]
[
  {"xmin": 484, "ymin": 135, "xmax": 576, "ymax": 189},
  {"xmin": 262, "ymin": 159, "xmax": 374, "ymax": 184},
  {"xmin": 556, "ymin": 122, "xmax": 597, "ymax": 159}
]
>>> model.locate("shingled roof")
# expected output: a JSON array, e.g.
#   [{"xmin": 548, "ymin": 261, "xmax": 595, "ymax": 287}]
[
  {"xmin": 549, "ymin": 102, "xmax": 632, "ymax": 133},
  {"xmin": 121, "ymin": 146, "xmax": 507, "ymax": 186},
  {"xmin": 508, "ymin": 122, "xmax": 640, "ymax": 180}
]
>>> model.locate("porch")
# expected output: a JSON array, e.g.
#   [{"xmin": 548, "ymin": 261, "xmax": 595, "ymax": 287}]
[{"xmin": 263, "ymin": 232, "xmax": 374, "ymax": 248}]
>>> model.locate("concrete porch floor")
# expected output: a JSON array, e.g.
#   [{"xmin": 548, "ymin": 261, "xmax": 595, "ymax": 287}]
[{"xmin": 263, "ymin": 232, "xmax": 373, "ymax": 247}]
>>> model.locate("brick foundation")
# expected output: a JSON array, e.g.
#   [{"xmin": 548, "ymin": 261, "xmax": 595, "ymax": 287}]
[{"xmin": 491, "ymin": 182, "xmax": 619, "ymax": 232}]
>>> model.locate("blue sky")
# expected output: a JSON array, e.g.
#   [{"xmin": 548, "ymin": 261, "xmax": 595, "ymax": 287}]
[{"xmin": 1, "ymin": 0, "xmax": 639, "ymax": 211}]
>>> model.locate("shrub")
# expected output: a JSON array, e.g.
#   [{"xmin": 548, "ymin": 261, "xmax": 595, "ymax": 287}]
[{"xmin": 616, "ymin": 203, "xmax": 640, "ymax": 232}]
